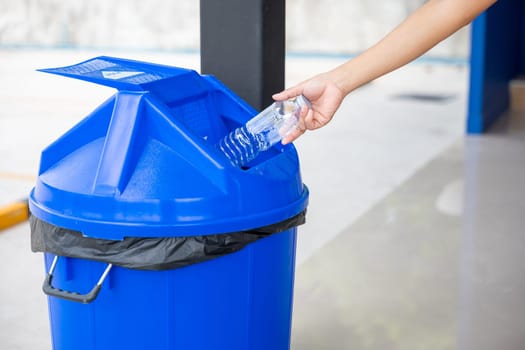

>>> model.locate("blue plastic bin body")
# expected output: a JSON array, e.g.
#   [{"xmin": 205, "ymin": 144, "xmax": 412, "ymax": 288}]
[
  {"xmin": 43, "ymin": 230, "xmax": 297, "ymax": 350},
  {"xmin": 29, "ymin": 57, "xmax": 308, "ymax": 350}
]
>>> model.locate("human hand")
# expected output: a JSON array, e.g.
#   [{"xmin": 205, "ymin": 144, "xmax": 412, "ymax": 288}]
[{"xmin": 272, "ymin": 71, "xmax": 346, "ymax": 144}]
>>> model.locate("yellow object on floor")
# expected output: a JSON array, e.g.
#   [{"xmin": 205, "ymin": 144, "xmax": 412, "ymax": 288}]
[{"xmin": 0, "ymin": 200, "xmax": 29, "ymax": 231}]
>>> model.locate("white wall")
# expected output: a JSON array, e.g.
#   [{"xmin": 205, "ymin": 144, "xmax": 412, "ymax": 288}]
[
  {"xmin": 286, "ymin": 0, "xmax": 470, "ymax": 58},
  {"xmin": 0, "ymin": 0, "xmax": 469, "ymax": 58},
  {"xmin": 0, "ymin": 0, "xmax": 200, "ymax": 50}
]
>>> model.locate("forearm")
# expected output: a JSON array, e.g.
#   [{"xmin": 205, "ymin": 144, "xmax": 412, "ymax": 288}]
[{"xmin": 331, "ymin": 0, "xmax": 497, "ymax": 95}]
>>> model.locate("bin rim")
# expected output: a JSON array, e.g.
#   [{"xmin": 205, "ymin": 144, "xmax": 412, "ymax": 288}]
[{"xmin": 28, "ymin": 186, "xmax": 308, "ymax": 240}]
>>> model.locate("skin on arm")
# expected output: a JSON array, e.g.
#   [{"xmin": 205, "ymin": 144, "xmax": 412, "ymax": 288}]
[{"xmin": 275, "ymin": 0, "xmax": 497, "ymax": 144}]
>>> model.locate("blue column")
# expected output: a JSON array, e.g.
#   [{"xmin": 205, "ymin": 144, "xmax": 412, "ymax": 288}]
[{"xmin": 467, "ymin": 0, "xmax": 524, "ymax": 133}]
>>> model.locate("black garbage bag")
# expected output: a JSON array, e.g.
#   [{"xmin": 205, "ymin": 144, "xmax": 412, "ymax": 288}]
[{"xmin": 30, "ymin": 212, "xmax": 305, "ymax": 271}]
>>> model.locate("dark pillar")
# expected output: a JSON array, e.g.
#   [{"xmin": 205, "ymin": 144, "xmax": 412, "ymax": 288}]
[{"xmin": 200, "ymin": 0, "xmax": 285, "ymax": 110}]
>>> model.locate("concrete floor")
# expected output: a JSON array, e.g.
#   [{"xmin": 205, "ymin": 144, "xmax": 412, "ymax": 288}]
[
  {"xmin": 1, "ymin": 49, "xmax": 524, "ymax": 349},
  {"xmin": 292, "ymin": 111, "xmax": 525, "ymax": 350}
]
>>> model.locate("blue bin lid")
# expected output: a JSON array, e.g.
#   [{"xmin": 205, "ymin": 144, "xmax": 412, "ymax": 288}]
[{"xmin": 29, "ymin": 56, "xmax": 308, "ymax": 239}]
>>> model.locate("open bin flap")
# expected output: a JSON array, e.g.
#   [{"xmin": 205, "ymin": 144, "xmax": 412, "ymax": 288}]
[{"xmin": 38, "ymin": 56, "xmax": 198, "ymax": 93}]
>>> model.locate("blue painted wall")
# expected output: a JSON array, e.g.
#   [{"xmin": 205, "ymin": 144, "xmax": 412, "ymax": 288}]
[{"xmin": 467, "ymin": 0, "xmax": 523, "ymax": 133}]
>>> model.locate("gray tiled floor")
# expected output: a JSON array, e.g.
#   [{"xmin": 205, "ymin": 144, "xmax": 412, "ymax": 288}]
[{"xmin": 3, "ymin": 49, "xmax": 524, "ymax": 349}]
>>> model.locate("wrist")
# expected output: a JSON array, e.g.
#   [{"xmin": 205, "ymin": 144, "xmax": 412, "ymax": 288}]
[{"xmin": 328, "ymin": 61, "xmax": 359, "ymax": 97}]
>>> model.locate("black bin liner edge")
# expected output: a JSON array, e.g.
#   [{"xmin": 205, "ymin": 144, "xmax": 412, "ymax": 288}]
[{"xmin": 30, "ymin": 212, "xmax": 306, "ymax": 271}]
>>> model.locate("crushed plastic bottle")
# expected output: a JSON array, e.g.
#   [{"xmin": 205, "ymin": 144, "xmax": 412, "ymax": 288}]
[{"xmin": 218, "ymin": 95, "xmax": 311, "ymax": 167}]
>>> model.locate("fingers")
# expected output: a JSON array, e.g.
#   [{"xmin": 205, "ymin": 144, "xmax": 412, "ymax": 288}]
[
  {"xmin": 281, "ymin": 125, "xmax": 305, "ymax": 145},
  {"xmin": 272, "ymin": 85, "xmax": 304, "ymax": 101},
  {"xmin": 281, "ymin": 105, "xmax": 310, "ymax": 145},
  {"xmin": 303, "ymin": 107, "xmax": 316, "ymax": 130}
]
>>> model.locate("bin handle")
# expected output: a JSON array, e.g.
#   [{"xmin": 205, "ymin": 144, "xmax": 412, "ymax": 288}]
[{"xmin": 42, "ymin": 255, "xmax": 113, "ymax": 304}]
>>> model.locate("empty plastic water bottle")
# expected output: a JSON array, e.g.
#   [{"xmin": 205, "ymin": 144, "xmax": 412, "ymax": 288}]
[{"xmin": 218, "ymin": 95, "xmax": 311, "ymax": 167}]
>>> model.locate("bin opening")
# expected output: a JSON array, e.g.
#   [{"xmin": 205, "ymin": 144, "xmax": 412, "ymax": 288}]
[{"xmin": 39, "ymin": 56, "xmax": 284, "ymax": 169}]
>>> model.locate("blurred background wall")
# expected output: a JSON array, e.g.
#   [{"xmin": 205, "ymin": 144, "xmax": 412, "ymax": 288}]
[{"xmin": 0, "ymin": 0, "xmax": 470, "ymax": 59}]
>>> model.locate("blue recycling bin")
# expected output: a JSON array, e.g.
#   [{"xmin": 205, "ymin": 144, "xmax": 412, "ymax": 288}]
[{"xmin": 29, "ymin": 57, "xmax": 308, "ymax": 350}]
